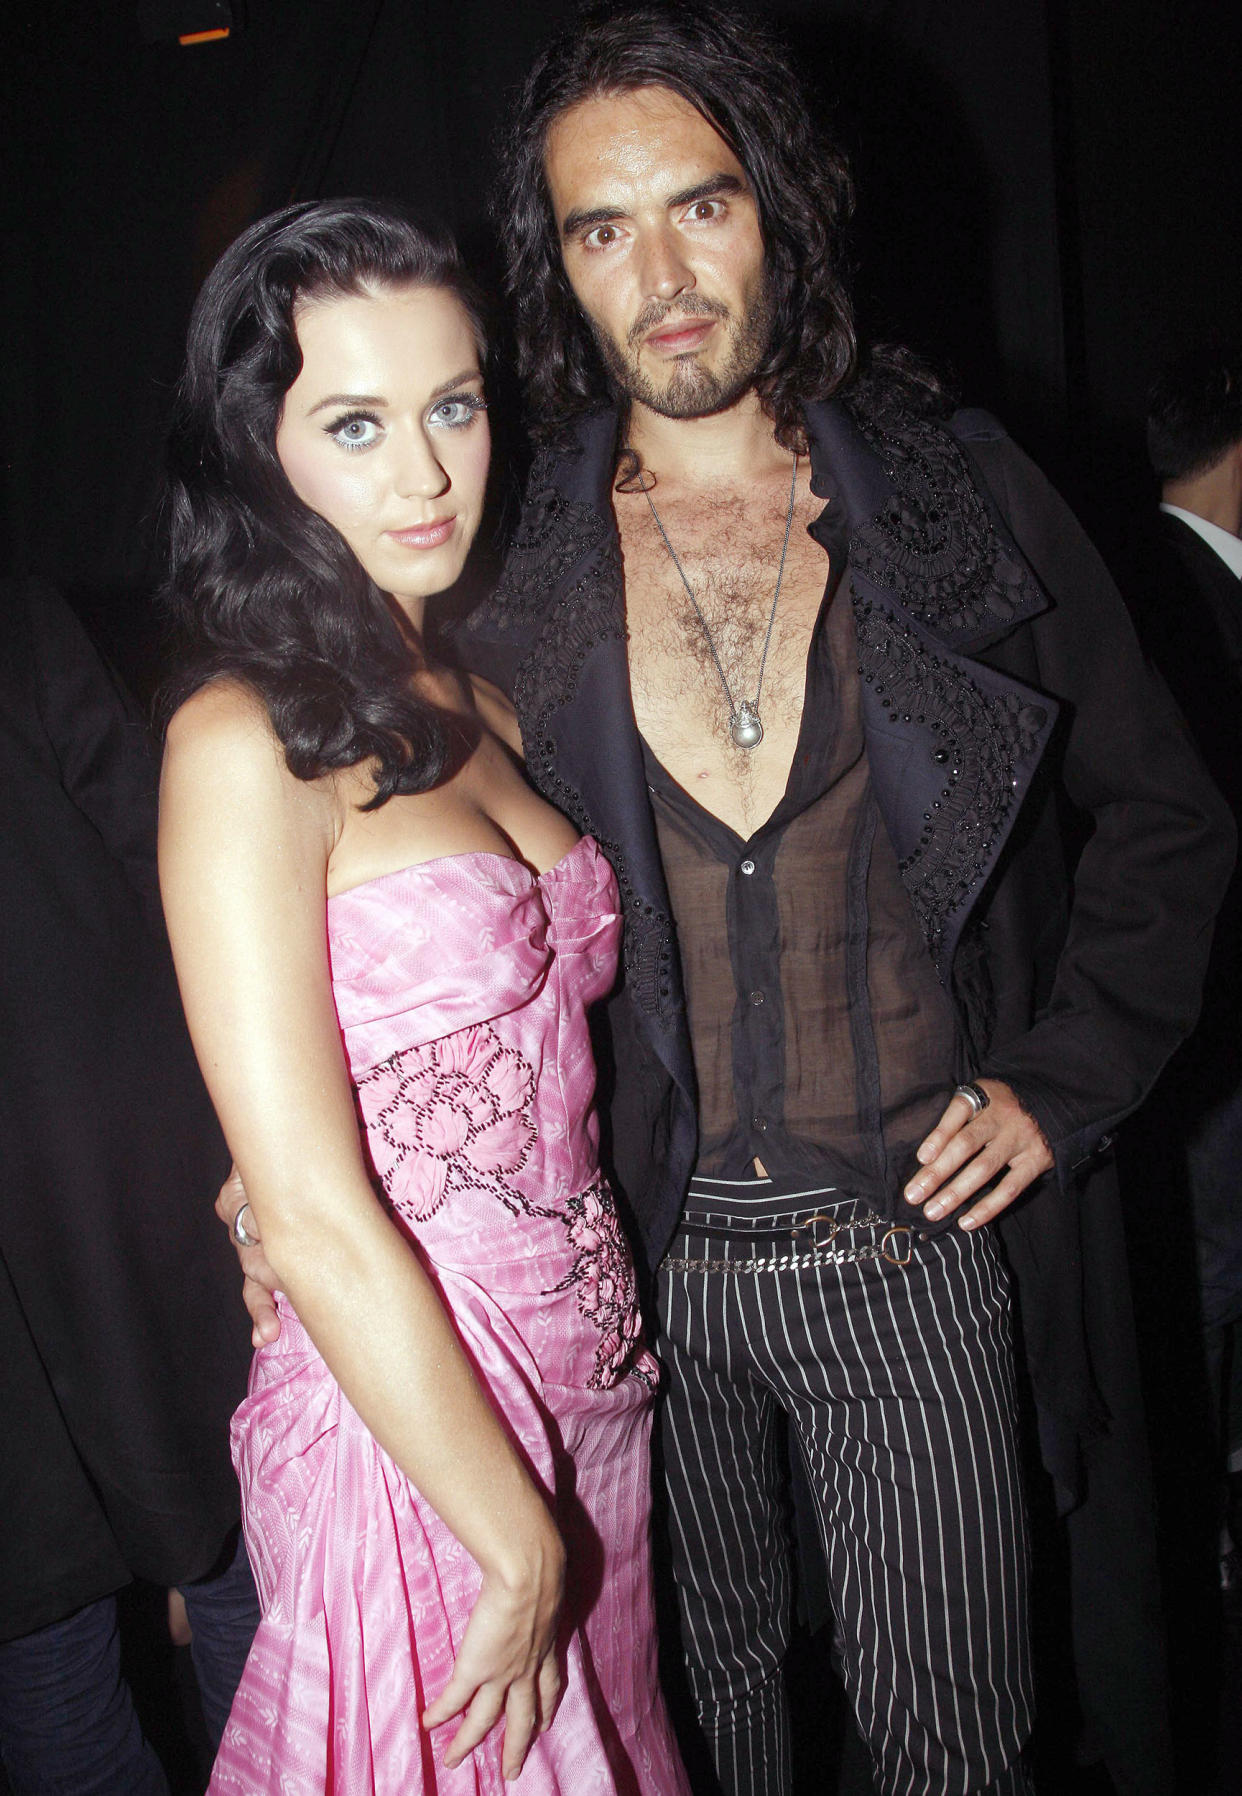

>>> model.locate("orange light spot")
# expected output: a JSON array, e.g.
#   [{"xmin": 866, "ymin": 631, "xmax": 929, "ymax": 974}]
[{"xmin": 179, "ymin": 28, "xmax": 230, "ymax": 44}]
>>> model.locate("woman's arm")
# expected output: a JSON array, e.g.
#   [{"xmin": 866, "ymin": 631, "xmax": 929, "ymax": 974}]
[{"xmin": 159, "ymin": 683, "xmax": 563, "ymax": 1776}]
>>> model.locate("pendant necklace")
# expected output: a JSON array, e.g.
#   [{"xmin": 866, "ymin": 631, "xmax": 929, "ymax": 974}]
[{"xmin": 642, "ymin": 451, "xmax": 799, "ymax": 750}]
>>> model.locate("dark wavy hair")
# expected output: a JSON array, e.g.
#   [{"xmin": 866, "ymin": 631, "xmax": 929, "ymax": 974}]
[
  {"xmin": 160, "ymin": 198, "xmax": 487, "ymax": 807},
  {"xmin": 497, "ymin": 1, "xmax": 858, "ymax": 451},
  {"xmin": 1147, "ymin": 340, "xmax": 1242, "ymax": 482}
]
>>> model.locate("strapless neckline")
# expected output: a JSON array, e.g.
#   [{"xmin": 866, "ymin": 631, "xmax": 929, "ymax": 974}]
[{"xmin": 327, "ymin": 834, "xmax": 594, "ymax": 907}]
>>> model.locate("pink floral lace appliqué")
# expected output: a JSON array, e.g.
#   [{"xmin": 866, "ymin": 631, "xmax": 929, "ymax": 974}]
[
  {"xmin": 360, "ymin": 1022, "xmax": 543, "ymax": 1222},
  {"xmin": 549, "ymin": 1180, "xmax": 650, "ymax": 1390},
  {"xmin": 359, "ymin": 1027, "xmax": 649, "ymax": 1390}
]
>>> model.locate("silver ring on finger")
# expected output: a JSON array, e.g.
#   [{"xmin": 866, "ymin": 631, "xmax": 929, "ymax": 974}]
[
  {"xmin": 954, "ymin": 1081, "xmax": 990, "ymax": 1118},
  {"xmin": 232, "ymin": 1201, "xmax": 259, "ymax": 1248}
]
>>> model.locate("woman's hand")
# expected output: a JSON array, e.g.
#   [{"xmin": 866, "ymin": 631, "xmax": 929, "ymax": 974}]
[
  {"xmin": 215, "ymin": 1163, "xmax": 283, "ymax": 1346},
  {"xmin": 424, "ymin": 1519, "xmax": 566, "ymax": 1780}
]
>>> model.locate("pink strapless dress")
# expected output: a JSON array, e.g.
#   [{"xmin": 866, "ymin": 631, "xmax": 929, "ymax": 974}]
[{"xmin": 208, "ymin": 838, "xmax": 689, "ymax": 1795}]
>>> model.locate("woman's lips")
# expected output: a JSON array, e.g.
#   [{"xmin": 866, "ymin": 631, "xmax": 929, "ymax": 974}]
[{"xmin": 386, "ymin": 517, "xmax": 456, "ymax": 550}]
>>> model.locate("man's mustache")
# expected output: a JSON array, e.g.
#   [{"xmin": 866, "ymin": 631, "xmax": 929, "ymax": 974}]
[{"xmin": 628, "ymin": 295, "xmax": 731, "ymax": 347}]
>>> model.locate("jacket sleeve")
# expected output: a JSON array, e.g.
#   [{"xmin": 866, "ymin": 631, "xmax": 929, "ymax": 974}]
[
  {"xmin": 961, "ymin": 426, "xmax": 1236, "ymax": 1173},
  {"xmin": 24, "ymin": 581, "xmax": 163, "ymax": 922}
]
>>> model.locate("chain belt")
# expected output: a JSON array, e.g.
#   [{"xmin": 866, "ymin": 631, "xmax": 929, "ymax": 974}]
[{"xmin": 662, "ymin": 1208, "xmax": 913, "ymax": 1275}]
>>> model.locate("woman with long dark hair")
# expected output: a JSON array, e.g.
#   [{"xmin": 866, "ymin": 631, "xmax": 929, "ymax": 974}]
[{"xmin": 158, "ymin": 198, "xmax": 689, "ymax": 1796}]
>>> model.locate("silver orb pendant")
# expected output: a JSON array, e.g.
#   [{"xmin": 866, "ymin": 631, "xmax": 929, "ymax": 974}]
[{"xmin": 730, "ymin": 704, "xmax": 764, "ymax": 750}]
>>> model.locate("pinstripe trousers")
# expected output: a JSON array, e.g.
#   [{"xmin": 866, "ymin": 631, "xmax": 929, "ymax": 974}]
[{"xmin": 654, "ymin": 1182, "xmax": 1033, "ymax": 1796}]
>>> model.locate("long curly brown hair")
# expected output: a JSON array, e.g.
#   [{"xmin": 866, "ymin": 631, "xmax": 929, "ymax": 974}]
[{"xmin": 496, "ymin": 1, "xmax": 859, "ymax": 451}]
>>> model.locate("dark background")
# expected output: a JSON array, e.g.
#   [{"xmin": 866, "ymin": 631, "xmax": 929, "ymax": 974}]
[
  {"xmin": 3, "ymin": 4, "xmax": 1241, "ymax": 1789},
  {"xmin": 3, "ymin": 0, "xmax": 1240, "ymax": 692}
]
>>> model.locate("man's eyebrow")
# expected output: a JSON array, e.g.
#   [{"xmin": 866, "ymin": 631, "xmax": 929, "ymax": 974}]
[
  {"xmin": 560, "ymin": 203, "xmax": 626, "ymax": 241},
  {"xmin": 665, "ymin": 173, "xmax": 747, "ymax": 210},
  {"xmin": 560, "ymin": 173, "xmax": 748, "ymax": 241}
]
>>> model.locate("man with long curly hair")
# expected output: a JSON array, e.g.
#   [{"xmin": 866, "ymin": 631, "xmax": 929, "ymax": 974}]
[{"xmin": 460, "ymin": 6, "xmax": 1231, "ymax": 1793}]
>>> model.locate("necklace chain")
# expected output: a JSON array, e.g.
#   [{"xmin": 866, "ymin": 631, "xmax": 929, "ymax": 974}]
[{"xmin": 642, "ymin": 452, "xmax": 799, "ymax": 750}]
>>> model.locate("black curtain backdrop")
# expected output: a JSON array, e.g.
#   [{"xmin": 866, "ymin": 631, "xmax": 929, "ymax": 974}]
[{"xmin": 2, "ymin": 0, "xmax": 1240, "ymax": 688}]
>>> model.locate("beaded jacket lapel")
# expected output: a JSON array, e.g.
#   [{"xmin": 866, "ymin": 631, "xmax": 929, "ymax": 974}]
[{"xmin": 803, "ymin": 401, "xmax": 1059, "ymax": 974}]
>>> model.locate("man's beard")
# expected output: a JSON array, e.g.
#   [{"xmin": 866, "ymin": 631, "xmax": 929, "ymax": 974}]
[{"xmin": 588, "ymin": 281, "xmax": 775, "ymax": 419}]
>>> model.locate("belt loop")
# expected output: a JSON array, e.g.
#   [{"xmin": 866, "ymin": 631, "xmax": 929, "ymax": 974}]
[{"xmin": 881, "ymin": 1226, "xmax": 913, "ymax": 1267}]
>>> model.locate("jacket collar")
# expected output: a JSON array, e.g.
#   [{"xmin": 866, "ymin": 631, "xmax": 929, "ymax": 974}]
[{"xmin": 803, "ymin": 398, "xmax": 1053, "ymax": 653}]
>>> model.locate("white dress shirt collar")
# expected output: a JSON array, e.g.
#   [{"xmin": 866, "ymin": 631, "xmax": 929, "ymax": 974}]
[{"xmin": 1160, "ymin": 503, "xmax": 1242, "ymax": 579}]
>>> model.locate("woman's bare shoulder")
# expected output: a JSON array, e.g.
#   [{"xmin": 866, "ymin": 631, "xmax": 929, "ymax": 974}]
[
  {"xmin": 467, "ymin": 673, "xmax": 522, "ymax": 758},
  {"xmin": 162, "ymin": 680, "xmax": 334, "ymax": 839},
  {"xmin": 165, "ymin": 677, "xmax": 276, "ymax": 757}
]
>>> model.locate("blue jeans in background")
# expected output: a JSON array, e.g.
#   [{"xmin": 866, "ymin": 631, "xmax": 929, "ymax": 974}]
[{"xmin": 0, "ymin": 1528, "xmax": 257, "ymax": 1795}]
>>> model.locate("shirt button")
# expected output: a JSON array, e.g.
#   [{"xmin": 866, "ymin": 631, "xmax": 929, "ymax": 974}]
[
  {"xmin": 739, "ymin": 858, "xmax": 756, "ymax": 875},
  {"xmin": 753, "ymin": 1115, "xmax": 768, "ymax": 1132},
  {"xmin": 749, "ymin": 989, "xmax": 765, "ymax": 1006}
]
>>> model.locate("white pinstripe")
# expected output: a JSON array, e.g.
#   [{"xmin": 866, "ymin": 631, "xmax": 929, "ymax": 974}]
[{"xmin": 654, "ymin": 1191, "xmax": 1033, "ymax": 1796}]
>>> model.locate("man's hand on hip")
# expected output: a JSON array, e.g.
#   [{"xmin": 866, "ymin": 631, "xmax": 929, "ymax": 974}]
[
  {"xmin": 904, "ymin": 1079, "xmax": 1053, "ymax": 1230},
  {"xmin": 215, "ymin": 1163, "xmax": 282, "ymax": 1346}
]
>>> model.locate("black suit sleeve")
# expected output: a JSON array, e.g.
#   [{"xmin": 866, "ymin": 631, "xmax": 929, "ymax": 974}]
[
  {"xmin": 24, "ymin": 581, "xmax": 163, "ymax": 920},
  {"xmin": 964, "ymin": 433, "xmax": 1236, "ymax": 1167}
]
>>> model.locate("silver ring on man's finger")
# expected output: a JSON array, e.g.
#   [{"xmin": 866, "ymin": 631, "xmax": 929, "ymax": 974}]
[
  {"xmin": 232, "ymin": 1201, "xmax": 259, "ymax": 1248},
  {"xmin": 954, "ymin": 1081, "xmax": 990, "ymax": 1118}
]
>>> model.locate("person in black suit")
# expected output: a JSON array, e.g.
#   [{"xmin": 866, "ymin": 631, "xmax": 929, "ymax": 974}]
[
  {"xmin": 1138, "ymin": 348, "xmax": 1242, "ymax": 1587},
  {"xmin": 1145, "ymin": 347, "xmax": 1242, "ymax": 807},
  {"xmin": 0, "ymin": 581, "xmax": 258, "ymax": 1794}
]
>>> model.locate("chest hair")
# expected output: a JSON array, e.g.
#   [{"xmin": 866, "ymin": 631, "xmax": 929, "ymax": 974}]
[{"xmin": 618, "ymin": 478, "xmax": 828, "ymax": 813}]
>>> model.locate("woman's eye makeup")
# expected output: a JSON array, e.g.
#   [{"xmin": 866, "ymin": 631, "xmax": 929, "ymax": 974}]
[
  {"xmin": 324, "ymin": 410, "xmax": 383, "ymax": 451},
  {"xmin": 428, "ymin": 393, "xmax": 488, "ymax": 430},
  {"xmin": 319, "ymin": 393, "xmax": 485, "ymax": 447}
]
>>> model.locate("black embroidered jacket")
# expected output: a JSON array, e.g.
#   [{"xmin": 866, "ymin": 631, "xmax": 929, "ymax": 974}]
[{"xmin": 463, "ymin": 398, "xmax": 1233, "ymax": 1481}]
